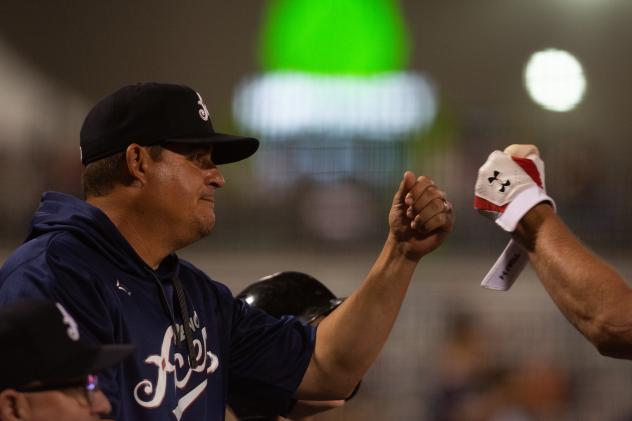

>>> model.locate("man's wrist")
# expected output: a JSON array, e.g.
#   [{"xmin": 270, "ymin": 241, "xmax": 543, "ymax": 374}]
[
  {"xmin": 513, "ymin": 203, "xmax": 555, "ymax": 251},
  {"xmin": 496, "ymin": 185, "xmax": 555, "ymax": 232},
  {"xmin": 384, "ymin": 233, "xmax": 423, "ymax": 265}
]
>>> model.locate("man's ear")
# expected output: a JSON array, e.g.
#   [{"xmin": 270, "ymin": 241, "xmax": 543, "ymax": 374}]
[
  {"xmin": 125, "ymin": 144, "xmax": 151, "ymax": 187},
  {"xmin": 0, "ymin": 389, "xmax": 30, "ymax": 421}
]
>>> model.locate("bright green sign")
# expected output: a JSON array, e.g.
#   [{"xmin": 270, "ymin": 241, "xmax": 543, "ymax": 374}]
[{"xmin": 260, "ymin": 0, "xmax": 410, "ymax": 75}]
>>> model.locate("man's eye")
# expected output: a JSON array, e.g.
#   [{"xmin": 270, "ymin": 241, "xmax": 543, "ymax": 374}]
[
  {"xmin": 188, "ymin": 152, "xmax": 205, "ymax": 163},
  {"xmin": 189, "ymin": 152, "xmax": 212, "ymax": 167}
]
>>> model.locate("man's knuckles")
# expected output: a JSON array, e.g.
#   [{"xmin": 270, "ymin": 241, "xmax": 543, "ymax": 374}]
[{"xmin": 504, "ymin": 144, "xmax": 540, "ymax": 158}]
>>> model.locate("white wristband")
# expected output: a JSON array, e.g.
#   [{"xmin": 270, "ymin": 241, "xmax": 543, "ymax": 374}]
[
  {"xmin": 481, "ymin": 239, "xmax": 529, "ymax": 291},
  {"xmin": 496, "ymin": 185, "xmax": 555, "ymax": 232}
]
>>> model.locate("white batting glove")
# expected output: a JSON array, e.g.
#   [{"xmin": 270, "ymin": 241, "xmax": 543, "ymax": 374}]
[{"xmin": 474, "ymin": 150, "xmax": 554, "ymax": 232}]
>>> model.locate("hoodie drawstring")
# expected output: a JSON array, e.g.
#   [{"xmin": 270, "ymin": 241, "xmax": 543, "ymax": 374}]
[
  {"xmin": 173, "ymin": 275, "xmax": 197, "ymax": 368},
  {"xmin": 146, "ymin": 267, "xmax": 198, "ymax": 369}
]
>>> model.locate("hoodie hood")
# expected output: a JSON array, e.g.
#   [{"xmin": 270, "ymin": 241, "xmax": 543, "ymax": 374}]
[{"xmin": 27, "ymin": 192, "xmax": 178, "ymax": 279}]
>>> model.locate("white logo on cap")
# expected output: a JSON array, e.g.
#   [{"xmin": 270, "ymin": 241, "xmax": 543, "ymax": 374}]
[
  {"xmin": 55, "ymin": 303, "xmax": 80, "ymax": 341},
  {"xmin": 196, "ymin": 92, "xmax": 209, "ymax": 121}
]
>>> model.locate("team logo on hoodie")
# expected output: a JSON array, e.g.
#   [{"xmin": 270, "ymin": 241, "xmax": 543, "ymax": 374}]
[{"xmin": 133, "ymin": 311, "xmax": 219, "ymax": 420}]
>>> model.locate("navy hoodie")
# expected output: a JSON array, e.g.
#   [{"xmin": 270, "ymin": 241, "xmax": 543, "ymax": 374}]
[{"xmin": 0, "ymin": 192, "xmax": 315, "ymax": 421}]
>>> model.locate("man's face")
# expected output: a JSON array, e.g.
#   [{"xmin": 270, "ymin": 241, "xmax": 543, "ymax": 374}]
[
  {"xmin": 21, "ymin": 387, "xmax": 111, "ymax": 421},
  {"xmin": 0, "ymin": 376, "xmax": 111, "ymax": 421},
  {"xmin": 144, "ymin": 143, "xmax": 225, "ymax": 248}
]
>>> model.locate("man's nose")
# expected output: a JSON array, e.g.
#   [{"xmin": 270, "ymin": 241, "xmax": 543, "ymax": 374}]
[{"xmin": 206, "ymin": 166, "xmax": 225, "ymax": 188}]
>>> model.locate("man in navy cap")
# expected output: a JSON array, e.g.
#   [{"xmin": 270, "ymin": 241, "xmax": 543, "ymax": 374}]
[
  {"xmin": 0, "ymin": 299, "xmax": 134, "ymax": 421},
  {"xmin": 0, "ymin": 82, "xmax": 453, "ymax": 421}
]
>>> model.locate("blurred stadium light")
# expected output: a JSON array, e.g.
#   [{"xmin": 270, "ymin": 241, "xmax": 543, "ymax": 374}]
[
  {"xmin": 233, "ymin": 72, "xmax": 436, "ymax": 141},
  {"xmin": 524, "ymin": 48, "xmax": 587, "ymax": 112}
]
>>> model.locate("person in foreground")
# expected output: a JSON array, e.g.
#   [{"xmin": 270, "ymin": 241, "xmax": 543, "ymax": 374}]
[
  {"xmin": 0, "ymin": 82, "xmax": 454, "ymax": 421},
  {"xmin": 475, "ymin": 144, "xmax": 632, "ymax": 359},
  {"xmin": 0, "ymin": 299, "xmax": 134, "ymax": 421},
  {"xmin": 231, "ymin": 271, "xmax": 356, "ymax": 420}
]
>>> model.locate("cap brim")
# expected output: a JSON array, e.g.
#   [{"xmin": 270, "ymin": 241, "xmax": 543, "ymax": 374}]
[
  {"xmin": 63, "ymin": 344, "xmax": 135, "ymax": 379},
  {"xmin": 87, "ymin": 344, "xmax": 136, "ymax": 373},
  {"xmin": 167, "ymin": 133, "xmax": 259, "ymax": 165}
]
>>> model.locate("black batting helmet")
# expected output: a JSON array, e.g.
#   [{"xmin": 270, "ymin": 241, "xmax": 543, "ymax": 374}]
[
  {"xmin": 236, "ymin": 271, "xmax": 343, "ymax": 324},
  {"xmin": 232, "ymin": 272, "xmax": 359, "ymax": 421}
]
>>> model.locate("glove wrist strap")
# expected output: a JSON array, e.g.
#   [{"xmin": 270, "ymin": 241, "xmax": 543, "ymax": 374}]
[{"xmin": 496, "ymin": 185, "xmax": 555, "ymax": 232}]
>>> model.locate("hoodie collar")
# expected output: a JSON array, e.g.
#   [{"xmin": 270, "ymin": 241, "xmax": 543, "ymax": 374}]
[{"xmin": 28, "ymin": 192, "xmax": 180, "ymax": 279}]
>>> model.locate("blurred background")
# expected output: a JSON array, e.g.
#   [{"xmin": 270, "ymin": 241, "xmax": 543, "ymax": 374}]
[{"xmin": 1, "ymin": 1, "xmax": 632, "ymax": 419}]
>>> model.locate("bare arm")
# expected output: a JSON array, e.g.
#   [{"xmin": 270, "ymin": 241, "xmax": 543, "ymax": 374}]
[
  {"xmin": 295, "ymin": 172, "xmax": 453, "ymax": 399},
  {"xmin": 514, "ymin": 203, "xmax": 632, "ymax": 358}
]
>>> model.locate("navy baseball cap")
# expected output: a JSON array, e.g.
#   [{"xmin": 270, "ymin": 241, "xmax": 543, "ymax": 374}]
[
  {"xmin": 80, "ymin": 82, "xmax": 259, "ymax": 165},
  {"xmin": 0, "ymin": 299, "xmax": 134, "ymax": 391}
]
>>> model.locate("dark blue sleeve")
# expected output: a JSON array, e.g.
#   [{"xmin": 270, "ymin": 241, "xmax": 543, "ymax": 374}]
[
  {"xmin": 227, "ymin": 295, "xmax": 315, "ymax": 418},
  {"xmin": 0, "ymin": 236, "xmax": 123, "ymax": 418}
]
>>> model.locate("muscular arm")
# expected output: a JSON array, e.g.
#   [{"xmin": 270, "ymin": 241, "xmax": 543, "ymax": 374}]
[
  {"xmin": 514, "ymin": 203, "xmax": 632, "ymax": 358},
  {"xmin": 295, "ymin": 172, "xmax": 453, "ymax": 399}
]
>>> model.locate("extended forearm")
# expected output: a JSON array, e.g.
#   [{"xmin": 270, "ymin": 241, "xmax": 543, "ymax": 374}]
[
  {"xmin": 516, "ymin": 205, "xmax": 632, "ymax": 356},
  {"xmin": 300, "ymin": 235, "xmax": 417, "ymax": 399},
  {"xmin": 297, "ymin": 171, "xmax": 452, "ymax": 398}
]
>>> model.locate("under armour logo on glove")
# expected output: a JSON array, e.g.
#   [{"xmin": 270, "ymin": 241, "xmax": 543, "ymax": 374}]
[{"xmin": 488, "ymin": 171, "xmax": 511, "ymax": 192}]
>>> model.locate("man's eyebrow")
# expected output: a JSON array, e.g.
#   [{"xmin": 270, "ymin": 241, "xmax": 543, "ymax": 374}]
[{"xmin": 163, "ymin": 143, "xmax": 212, "ymax": 155}]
